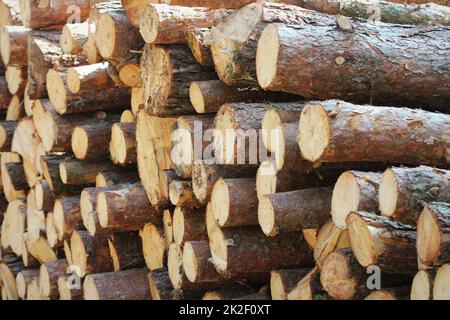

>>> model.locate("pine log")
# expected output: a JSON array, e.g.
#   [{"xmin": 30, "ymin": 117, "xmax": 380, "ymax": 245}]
[
  {"xmin": 46, "ymin": 212, "xmax": 61, "ymax": 248},
  {"xmin": 120, "ymin": 109, "xmax": 134, "ymax": 122},
  {"xmin": 171, "ymin": 114, "xmax": 214, "ymax": 178},
  {"xmin": 211, "ymin": 178, "xmax": 258, "ymax": 227},
  {"xmin": 19, "ymin": 0, "xmax": 91, "ymax": 29},
  {"xmin": 139, "ymin": 4, "xmax": 232, "ymax": 44},
  {"xmin": 25, "ymin": 189, "xmax": 46, "ymax": 242},
  {"xmin": 258, "ymin": 187, "xmax": 332, "ymax": 237},
  {"xmin": 95, "ymin": 169, "xmax": 139, "ymax": 187},
  {"xmin": 331, "ymin": 171, "xmax": 381, "ymax": 230},
  {"xmin": 131, "ymin": 86, "xmax": 144, "ymax": 114},
  {"xmin": 1, "ymin": 199, "xmax": 26, "ymax": 255},
  {"xmin": 287, "ymin": 267, "xmax": 326, "ymax": 300},
  {"xmin": 339, "ymin": 0, "xmax": 450, "ymax": 25},
  {"xmin": 0, "ymin": 76, "xmax": 12, "ymax": 109},
  {"xmin": 136, "ymin": 111, "xmax": 177, "ymax": 207},
  {"xmin": 110, "ymin": 122, "xmax": 136, "ymax": 165},
  {"xmin": 191, "ymin": 163, "xmax": 258, "ymax": 204},
  {"xmin": 417, "ymin": 202, "xmax": 450, "ymax": 268},
  {"xmin": 25, "ymin": 235, "xmax": 57, "ymax": 264},
  {"xmin": 140, "ymin": 44, "xmax": 216, "ymax": 116},
  {"xmin": 71, "ymin": 114, "xmax": 120, "ymax": 160},
  {"xmin": 84, "ymin": 268, "xmax": 150, "ymax": 300},
  {"xmin": 432, "ymin": 264, "xmax": 450, "ymax": 300},
  {"xmin": 66, "ymin": 62, "xmax": 116, "ymax": 94},
  {"xmin": 297, "ymin": 101, "xmax": 450, "ymax": 165},
  {"xmin": 118, "ymin": 57, "xmax": 141, "ymax": 87},
  {"xmin": 390, "ymin": 0, "xmax": 450, "ymax": 5},
  {"xmin": 140, "ymin": 223, "xmax": 166, "ymax": 270},
  {"xmin": 57, "ymin": 276, "xmax": 83, "ymax": 300},
  {"xmin": 5, "ymin": 65, "xmax": 26, "ymax": 95},
  {"xmin": 186, "ymin": 27, "xmax": 213, "ymax": 67},
  {"xmin": 209, "ymin": 227, "xmax": 313, "ymax": 275},
  {"xmin": 121, "ymin": 0, "xmax": 159, "ymax": 27},
  {"xmin": 211, "ymin": 2, "xmax": 334, "ymax": 86},
  {"xmin": 70, "ymin": 230, "xmax": 114, "ymax": 277},
  {"xmin": 173, "ymin": 206, "xmax": 206, "ymax": 245},
  {"xmin": 3, "ymin": 162, "xmax": 28, "ymax": 194},
  {"xmin": 346, "ymin": 211, "xmax": 417, "ymax": 275},
  {"xmin": 1, "ymin": 152, "xmax": 25, "ymax": 201},
  {"xmin": 53, "ymin": 195, "xmax": 82, "ymax": 242},
  {"xmin": 108, "ymin": 231, "xmax": 145, "ymax": 271},
  {"xmin": 169, "ymin": 180, "xmax": 201, "ymax": 208},
  {"xmin": 26, "ymin": 279, "xmax": 45, "ymax": 300},
  {"xmin": 270, "ymin": 268, "xmax": 311, "ymax": 300},
  {"xmin": 96, "ymin": 182, "xmax": 158, "ymax": 231},
  {"xmin": 16, "ymin": 269, "xmax": 39, "ymax": 299},
  {"xmin": 257, "ymin": 22, "xmax": 450, "ymax": 110},
  {"xmin": 60, "ymin": 22, "xmax": 89, "ymax": 54},
  {"xmin": 59, "ymin": 159, "xmax": 118, "ymax": 185},
  {"xmin": 161, "ymin": 0, "xmax": 255, "ymax": 8},
  {"xmin": 320, "ymin": 248, "xmax": 410, "ymax": 300},
  {"xmin": 39, "ymin": 259, "xmax": 68, "ymax": 300},
  {"xmin": 22, "ymin": 83, "xmax": 33, "ymax": 116},
  {"xmin": 47, "ymin": 69, "xmax": 130, "ymax": 115},
  {"xmin": 6, "ymin": 94, "xmax": 24, "ymax": 120},
  {"xmin": 313, "ymin": 219, "xmax": 350, "ymax": 270},
  {"xmin": 0, "ymin": 0, "xmax": 21, "ymax": 26},
  {"xmin": 27, "ymin": 30, "xmax": 87, "ymax": 99},
  {"xmin": 203, "ymin": 287, "xmax": 257, "ymax": 300},
  {"xmin": 34, "ymin": 179, "xmax": 54, "ymax": 211},
  {"xmin": 148, "ymin": 268, "xmax": 175, "ymax": 300},
  {"xmin": 95, "ymin": 8, "xmax": 143, "ymax": 68},
  {"xmin": 0, "ymin": 262, "xmax": 19, "ymax": 300},
  {"xmin": 0, "ymin": 25, "xmax": 30, "ymax": 66},
  {"xmin": 163, "ymin": 209, "xmax": 173, "ymax": 249},
  {"xmin": 379, "ymin": 166, "xmax": 450, "ymax": 225},
  {"xmin": 40, "ymin": 155, "xmax": 82, "ymax": 194},
  {"xmin": 364, "ymin": 287, "xmax": 410, "ymax": 300}
]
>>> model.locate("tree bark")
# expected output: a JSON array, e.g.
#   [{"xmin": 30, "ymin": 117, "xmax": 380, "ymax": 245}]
[
  {"xmin": 60, "ymin": 22, "xmax": 89, "ymax": 54},
  {"xmin": 0, "ymin": 25, "xmax": 30, "ymax": 66},
  {"xmin": 59, "ymin": 159, "xmax": 118, "ymax": 185},
  {"xmin": 346, "ymin": 211, "xmax": 417, "ymax": 275},
  {"xmin": 173, "ymin": 206, "xmax": 206, "ymax": 245},
  {"xmin": 148, "ymin": 268, "xmax": 175, "ymax": 300},
  {"xmin": 95, "ymin": 169, "xmax": 139, "ymax": 187},
  {"xmin": 331, "ymin": 171, "xmax": 381, "ymax": 230},
  {"xmin": 297, "ymin": 100, "xmax": 450, "ymax": 166},
  {"xmin": 53, "ymin": 195, "xmax": 82, "ymax": 242},
  {"xmin": 258, "ymin": 187, "xmax": 332, "ymax": 237},
  {"xmin": 110, "ymin": 122, "xmax": 137, "ymax": 165},
  {"xmin": 417, "ymin": 202, "xmax": 450, "ymax": 268},
  {"xmin": 257, "ymin": 22, "xmax": 450, "ymax": 110},
  {"xmin": 141, "ymin": 44, "xmax": 216, "ymax": 116},
  {"xmin": 287, "ymin": 267, "xmax": 326, "ymax": 300},
  {"xmin": 84, "ymin": 268, "xmax": 151, "ymax": 300},
  {"xmin": 186, "ymin": 27, "xmax": 213, "ymax": 67},
  {"xmin": 379, "ymin": 166, "xmax": 450, "ymax": 225},
  {"xmin": 169, "ymin": 180, "xmax": 201, "ymax": 208},
  {"xmin": 0, "ymin": 76, "xmax": 12, "ymax": 109},
  {"xmin": 57, "ymin": 275, "xmax": 83, "ymax": 300},
  {"xmin": 39, "ymin": 259, "xmax": 68, "ymax": 300},
  {"xmin": 108, "ymin": 231, "xmax": 145, "ymax": 271},
  {"xmin": 270, "ymin": 268, "xmax": 311, "ymax": 300},
  {"xmin": 66, "ymin": 62, "xmax": 116, "ymax": 94}
]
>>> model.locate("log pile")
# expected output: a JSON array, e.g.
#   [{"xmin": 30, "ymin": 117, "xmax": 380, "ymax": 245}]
[{"xmin": 0, "ymin": 0, "xmax": 449, "ymax": 301}]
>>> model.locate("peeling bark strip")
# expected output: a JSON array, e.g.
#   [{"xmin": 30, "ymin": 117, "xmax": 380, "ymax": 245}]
[
  {"xmin": 257, "ymin": 22, "xmax": 450, "ymax": 110},
  {"xmin": 417, "ymin": 202, "xmax": 450, "ymax": 268},
  {"xmin": 211, "ymin": 2, "xmax": 336, "ymax": 86},
  {"xmin": 297, "ymin": 100, "xmax": 450, "ymax": 166},
  {"xmin": 379, "ymin": 166, "xmax": 450, "ymax": 225},
  {"xmin": 339, "ymin": 0, "xmax": 450, "ymax": 25}
]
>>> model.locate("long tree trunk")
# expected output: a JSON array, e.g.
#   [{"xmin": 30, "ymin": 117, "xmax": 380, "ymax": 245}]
[
  {"xmin": 257, "ymin": 22, "xmax": 450, "ymax": 110},
  {"xmin": 379, "ymin": 166, "xmax": 450, "ymax": 225},
  {"xmin": 297, "ymin": 100, "xmax": 449, "ymax": 166}
]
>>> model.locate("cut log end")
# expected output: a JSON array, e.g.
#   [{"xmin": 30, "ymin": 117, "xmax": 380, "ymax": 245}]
[
  {"xmin": 433, "ymin": 264, "xmax": 450, "ymax": 300},
  {"xmin": 70, "ymin": 231, "xmax": 87, "ymax": 277},
  {"xmin": 96, "ymin": 191, "xmax": 108, "ymax": 228},
  {"xmin": 38, "ymin": 264, "xmax": 51, "ymax": 297},
  {"xmin": 378, "ymin": 168, "xmax": 399, "ymax": 217},
  {"xmin": 110, "ymin": 123, "xmax": 128, "ymax": 164},
  {"xmin": 320, "ymin": 250, "xmax": 357, "ymax": 300},
  {"xmin": 140, "ymin": 223, "xmax": 166, "ymax": 271},
  {"xmin": 172, "ymin": 207, "xmax": 185, "ymax": 245},
  {"xmin": 210, "ymin": 178, "xmax": 230, "ymax": 227},
  {"xmin": 0, "ymin": 27, "xmax": 10, "ymax": 65},
  {"xmin": 96, "ymin": 14, "xmax": 116, "ymax": 59},
  {"xmin": 298, "ymin": 104, "xmax": 330, "ymax": 162},
  {"xmin": 261, "ymin": 108, "xmax": 283, "ymax": 154},
  {"xmin": 256, "ymin": 161, "xmax": 278, "ymax": 199},
  {"xmin": 208, "ymin": 227, "xmax": 227, "ymax": 273},
  {"xmin": 182, "ymin": 241, "xmax": 198, "ymax": 283},
  {"xmin": 83, "ymin": 275, "xmax": 100, "ymax": 300},
  {"xmin": 167, "ymin": 243, "xmax": 183, "ymax": 289},
  {"xmin": 59, "ymin": 163, "xmax": 68, "ymax": 184},
  {"xmin": 52, "ymin": 200, "xmax": 65, "ymax": 241},
  {"xmin": 346, "ymin": 212, "xmax": 376, "ymax": 267},
  {"xmin": 417, "ymin": 205, "xmax": 442, "ymax": 265},
  {"xmin": 258, "ymin": 196, "xmax": 276, "ymax": 237},
  {"xmin": 256, "ymin": 23, "xmax": 279, "ymax": 89},
  {"xmin": 411, "ymin": 270, "xmax": 432, "ymax": 300},
  {"xmin": 80, "ymin": 189, "xmax": 97, "ymax": 236},
  {"xmin": 66, "ymin": 68, "xmax": 80, "ymax": 94},
  {"xmin": 331, "ymin": 172, "xmax": 361, "ymax": 230},
  {"xmin": 140, "ymin": 5, "xmax": 159, "ymax": 44},
  {"xmin": 46, "ymin": 70, "xmax": 67, "ymax": 114},
  {"xmin": 71, "ymin": 126, "xmax": 89, "ymax": 160},
  {"xmin": 119, "ymin": 63, "xmax": 141, "ymax": 87},
  {"xmin": 189, "ymin": 82, "xmax": 205, "ymax": 113}
]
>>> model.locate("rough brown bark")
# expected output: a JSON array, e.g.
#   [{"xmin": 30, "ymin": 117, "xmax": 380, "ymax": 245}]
[
  {"xmin": 148, "ymin": 268, "xmax": 175, "ymax": 300},
  {"xmin": 209, "ymin": 227, "xmax": 313, "ymax": 275},
  {"xmin": 0, "ymin": 76, "xmax": 12, "ymax": 109},
  {"xmin": 331, "ymin": 171, "xmax": 381, "ymax": 230},
  {"xmin": 297, "ymin": 100, "xmax": 450, "ymax": 166},
  {"xmin": 140, "ymin": 3, "xmax": 232, "ymax": 44},
  {"xmin": 108, "ymin": 231, "xmax": 145, "ymax": 271},
  {"xmin": 95, "ymin": 169, "xmax": 139, "ymax": 187},
  {"xmin": 169, "ymin": 180, "xmax": 201, "ymax": 208},
  {"xmin": 60, "ymin": 22, "xmax": 89, "ymax": 55},
  {"xmin": 346, "ymin": 211, "xmax": 417, "ymax": 275},
  {"xmin": 257, "ymin": 22, "xmax": 450, "ymax": 110},
  {"xmin": 39, "ymin": 259, "xmax": 68, "ymax": 300},
  {"xmin": 379, "ymin": 166, "xmax": 450, "ymax": 225},
  {"xmin": 173, "ymin": 206, "xmax": 206, "ymax": 245},
  {"xmin": 211, "ymin": 2, "xmax": 334, "ymax": 86},
  {"xmin": 258, "ymin": 187, "xmax": 332, "ymax": 237},
  {"xmin": 53, "ymin": 195, "xmax": 82, "ymax": 242},
  {"xmin": 192, "ymin": 163, "xmax": 258, "ymax": 204},
  {"xmin": 70, "ymin": 230, "xmax": 114, "ymax": 277},
  {"xmin": 40, "ymin": 155, "xmax": 84, "ymax": 194},
  {"xmin": 59, "ymin": 159, "xmax": 118, "ymax": 185},
  {"xmin": 186, "ymin": 27, "xmax": 213, "ymax": 67},
  {"xmin": 110, "ymin": 122, "xmax": 137, "ymax": 165},
  {"xmin": 66, "ymin": 62, "xmax": 116, "ymax": 94},
  {"xmin": 57, "ymin": 276, "xmax": 83, "ymax": 300},
  {"xmin": 84, "ymin": 268, "xmax": 151, "ymax": 300},
  {"xmin": 417, "ymin": 202, "xmax": 450, "ymax": 268},
  {"xmin": 0, "ymin": 25, "xmax": 30, "ymax": 66},
  {"xmin": 34, "ymin": 179, "xmax": 54, "ymax": 211},
  {"xmin": 96, "ymin": 182, "xmax": 159, "ymax": 231},
  {"xmin": 27, "ymin": 30, "xmax": 87, "ymax": 99},
  {"xmin": 211, "ymin": 178, "xmax": 258, "ymax": 227}
]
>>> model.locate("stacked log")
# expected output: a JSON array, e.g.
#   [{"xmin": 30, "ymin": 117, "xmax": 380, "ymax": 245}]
[{"xmin": 0, "ymin": 0, "xmax": 449, "ymax": 302}]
